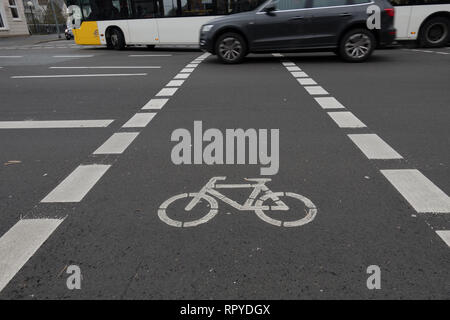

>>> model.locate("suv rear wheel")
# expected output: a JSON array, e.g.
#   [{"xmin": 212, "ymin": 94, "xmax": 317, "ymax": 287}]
[
  {"xmin": 419, "ymin": 17, "xmax": 449, "ymax": 48},
  {"xmin": 215, "ymin": 32, "xmax": 247, "ymax": 64},
  {"xmin": 339, "ymin": 29, "xmax": 375, "ymax": 62}
]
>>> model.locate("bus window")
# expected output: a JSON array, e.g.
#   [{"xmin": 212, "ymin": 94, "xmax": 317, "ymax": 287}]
[{"xmin": 132, "ymin": 0, "xmax": 158, "ymax": 18}]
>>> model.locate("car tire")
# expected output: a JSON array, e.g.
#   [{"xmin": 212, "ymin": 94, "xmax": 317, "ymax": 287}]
[
  {"xmin": 109, "ymin": 28, "xmax": 126, "ymax": 50},
  {"xmin": 419, "ymin": 17, "xmax": 449, "ymax": 48},
  {"xmin": 215, "ymin": 32, "xmax": 247, "ymax": 64},
  {"xmin": 339, "ymin": 29, "xmax": 375, "ymax": 62}
]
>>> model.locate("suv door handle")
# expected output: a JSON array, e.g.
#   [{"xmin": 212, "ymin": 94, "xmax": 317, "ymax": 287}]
[{"xmin": 289, "ymin": 16, "xmax": 306, "ymax": 20}]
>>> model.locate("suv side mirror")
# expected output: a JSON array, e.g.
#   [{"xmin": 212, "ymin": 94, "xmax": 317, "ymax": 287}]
[{"xmin": 264, "ymin": 5, "xmax": 276, "ymax": 15}]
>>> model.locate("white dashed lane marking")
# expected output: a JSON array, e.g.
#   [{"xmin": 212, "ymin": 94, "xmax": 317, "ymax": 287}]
[
  {"xmin": 297, "ymin": 78, "xmax": 317, "ymax": 85},
  {"xmin": 381, "ymin": 169, "xmax": 450, "ymax": 213},
  {"xmin": 142, "ymin": 98, "xmax": 169, "ymax": 110},
  {"xmin": 436, "ymin": 231, "xmax": 450, "ymax": 247},
  {"xmin": 314, "ymin": 97, "xmax": 345, "ymax": 109},
  {"xmin": 122, "ymin": 112, "xmax": 156, "ymax": 128},
  {"xmin": 0, "ymin": 120, "xmax": 113, "ymax": 129},
  {"xmin": 286, "ymin": 66, "xmax": 301, "ymax": 72},
  {"xmin": 93, "ymin": 132, "xmax": 139, "ymax": 155},
  {"xmin": 327, "ymin": 111, "xmax": 367, "ymax": 128},
  {"xmin": 156, "ymin": 87, "xmax": 178, "ymax": 96},
  {"xmin": 41, "ymin": 165, "xmax": 111, "ymax": 203},
  {"xmin": 0, "ymin": 219, "xmax": 64, "ymax": 292},
  {"xmin": 174, "ymin": 73, "xmax": 190, "ymax": 79},
  {"xmin": 166, "ymin": 80, "xmax": 185, "ymax": 87},
  {"xmin": 348, "ymin": 134, "xmax": 403, "ymax": 159},
  {"xmin": 291, "ymin": 71, "xmax": 309, "ymax": 78},
  {"xmin": 304, "ymin": 86, "xmax": 329, "ymax": 95}
]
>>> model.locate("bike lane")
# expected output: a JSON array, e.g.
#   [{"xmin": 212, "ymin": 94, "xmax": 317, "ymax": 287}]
[{"xmin": 2, "ymin": 54, "xmax": 448, "ymax": 299}]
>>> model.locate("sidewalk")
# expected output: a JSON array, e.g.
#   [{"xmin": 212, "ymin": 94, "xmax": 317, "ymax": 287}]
[{"xmin": 0, "ymin": 34, "xmax": 66, "ymax": 46}]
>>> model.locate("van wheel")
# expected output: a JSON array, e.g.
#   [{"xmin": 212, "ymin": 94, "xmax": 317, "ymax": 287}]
[
  {"xmin": 419, "ymin": 17, "xmax": 449, "ymax": 48},
  {"xmin": 339, "ymin": 29, "xmax": 375, "ymax": 62},
  {"xmin": 109, "ymin": 28, "xmax": 125, "ymax": 50},
  {"xmin": 215, "ymin": 32, "xmax": 247, "ymax": 64}
]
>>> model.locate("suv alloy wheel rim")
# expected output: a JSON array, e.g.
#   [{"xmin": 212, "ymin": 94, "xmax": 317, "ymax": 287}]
[
  {"xmin": 426, "ymin": 23, "xmax": 448, "ymax": 44},
  {"xmin": 345, "ymin": 33, "xmax": 371, "ymax": 59},
  {"xmin": 219, "ymin": 37, "xmax": 242, "ymax": 61}
]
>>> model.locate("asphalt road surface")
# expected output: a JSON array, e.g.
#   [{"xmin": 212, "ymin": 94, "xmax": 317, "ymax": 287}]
[{"xmin": 0, "ymin": 41, "xmax": 449, "ymax": 299}]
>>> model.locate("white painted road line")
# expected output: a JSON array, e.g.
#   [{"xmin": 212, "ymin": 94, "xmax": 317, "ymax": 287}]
[
  {"xmin": 128, "ymin": 54, "xmax": 172, "ymax": 57},
  {"xmin": 381, "ymin": 169, "xmax": 450, "ymax": 213},
  {"xmin": 291, "ymin": 71, "xmax": 309, "ymax": 78},
  {"xmin": 314, "ymin": 97, "xmax": 345, "ymax": 109},
  {"xmin": 282, "ymin": 62, "xmax": 296, "ymax": 66},
  {"xmin": 436, "ymin": 52, "xmax": 449, "ymax": 55},
  {"xmin": 286, "ymin": 66, "xmax": 301, "ymax": 72},
  {"xmin": 0, "ymin": 119, "xmax": 113, "ymax": 129},
  {"xmin": 304, "ymin": 86, "xmax": 329, "ymax": 95},
  {"xmin": 166, "ymin": 79, "xmax": 184, "ymax": 87},
  {"xmin": 53, "ymin": 55, "xmax": 94, "ymax": 58},
  {"xmin": 297, "ymin": 78, "xmax": 317, "ymax": 85},
  {"xmin": 327, "ymin": 111, "xmax": 367, "ymax": 128},
  {"xmin": 180, "ymin": 68, "xmax": 195, "ymax": 73},
  {"xmin": 41, "ymin": 164, "xmax": 111, "ymax": 203},
  {"xmin": 186, "ymin": 64, "xmax": 198, "ymax": 68},
  {"xmin": 142, "ymin": 98, "xmax": 169, "ymax": 110},
  {"xmin": 94, "ymin": 132, "xmax": 139, "ymax": 155},
  {"xmin": 348, "ymin": 134, "xmax": 403, "ymax": 159},
  {"xmin": 12, "ymin": 73, "xmax": 147, "ymax": 79},
  {"xmin": 0, "ymin": 219, "xmax": 64, "ymax": 292},
  {"xmin": 0, "ymin": 56, "xmax": 22, "ymax": 58},
  {"xmin": 436, "ymin": 231, "xmax": 450, "ymax": 247},
  {"xmin": 174, "ymin": 73, "xmax": 190, "ymax": 79},
  {"xmin": 50, "ymin": 66, "xmax": 161, "ymax": 69},
  {"xmin": 156, "ymin": 87, "xmax": 178, "ymax": 96},
  {"xmin": 122, "ymin": 112, "xmax": 156, "ymax": 128}
]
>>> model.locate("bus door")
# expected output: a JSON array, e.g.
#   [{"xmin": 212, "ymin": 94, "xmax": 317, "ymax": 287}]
[{"xmin": 127, "ymin": 0, "xmax": 160, "ymax": 44}]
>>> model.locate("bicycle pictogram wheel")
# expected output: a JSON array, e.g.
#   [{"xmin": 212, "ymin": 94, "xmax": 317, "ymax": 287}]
[
  {"xmin": 254, "ymin": 192, "xmax": 317, "ymax": 227},
  {"xmin": 158, "ymin": 193, "xmax": 218, "ymax": 228}
]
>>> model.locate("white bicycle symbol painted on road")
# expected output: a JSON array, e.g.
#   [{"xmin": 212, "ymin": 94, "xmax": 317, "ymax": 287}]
[{"xmin": 158, "ymin": 177, "xmax": 317, "ymax": 228}]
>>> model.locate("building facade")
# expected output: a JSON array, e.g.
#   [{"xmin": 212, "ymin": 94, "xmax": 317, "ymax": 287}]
[{"xmin": 0, "ymin": 0, "xmax": 29, "ymax": 37}]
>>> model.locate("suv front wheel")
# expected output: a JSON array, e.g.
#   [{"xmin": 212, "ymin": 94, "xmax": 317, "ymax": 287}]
[
  {"xmin": 215, "ymin": 32, "xmax": 247, "ymax": 64},
  {"xmin": 339, "ymin": 29, "xmax": 375, "ymax": 62}
]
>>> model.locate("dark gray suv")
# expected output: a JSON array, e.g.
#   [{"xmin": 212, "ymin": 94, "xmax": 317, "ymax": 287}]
[{"xmin": 200, "ymin": 0, "xmax": 396, "ymax": 63}]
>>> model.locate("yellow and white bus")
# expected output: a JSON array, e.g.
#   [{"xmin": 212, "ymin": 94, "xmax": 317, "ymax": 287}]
[
  {"xmin": 66, "ymin": 0, "xmax": 265, "ymax": 49},
  {"xmin": 390, "ymin": 0, "xmax": 450, "ymax": 47}
]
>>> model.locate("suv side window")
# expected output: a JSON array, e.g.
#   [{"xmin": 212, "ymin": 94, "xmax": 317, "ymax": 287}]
[
  {"xmin": 350, "ymin": 0, "xmax": 371, "ymax": 4},
  {"xmin": 274, "ymin": 0, "xmax": 308, "ymax": 11},
  {"xmin": 311, "ymin": 0, "xmax": 348, "ymax": 7}
]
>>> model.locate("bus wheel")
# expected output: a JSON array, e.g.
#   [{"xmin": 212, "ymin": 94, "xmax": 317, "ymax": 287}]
[
  {"xmin": 109, "ymin": 28, "xmax": 126, "ymax": 50},
  {"xmin": 419, "ymin": 17, "xmax": 449, "ymax": 48}
]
